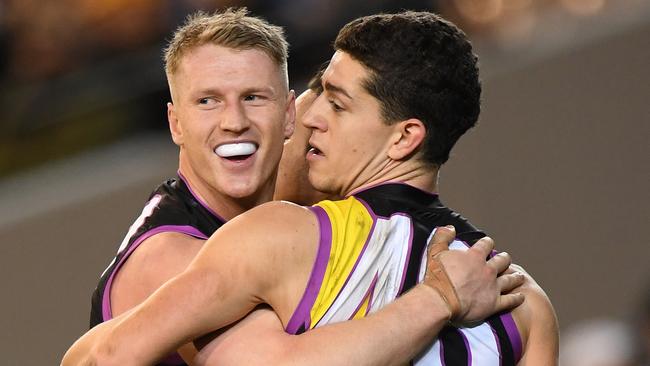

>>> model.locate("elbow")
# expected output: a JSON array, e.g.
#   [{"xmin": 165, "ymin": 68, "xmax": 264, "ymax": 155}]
[
  {"xmin": 60, "ymin": 339, "xmax": 101, "ymax": 366},
  {"xmin": 60, "ymin": 347, "xmax": 97, "ymax": 366},
  {"xmin": 64, "ymin": 343, "xmax": 119, "ymax": 366}
]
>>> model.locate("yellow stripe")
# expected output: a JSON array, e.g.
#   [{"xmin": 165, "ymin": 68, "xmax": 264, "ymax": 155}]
[
  {"xmin": 352, "ymin": 290, "xmax": 371, "ymax": 320},
  {"xmin": 310, "ymin": 197, "xmax": 374, "ymax": 327}
]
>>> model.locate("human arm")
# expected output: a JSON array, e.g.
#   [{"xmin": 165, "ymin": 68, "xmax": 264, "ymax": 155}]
[
  {"xmin": 110, "ymin": 232, "xmax": 204, "ymax": 364},
  {"xmin": 511, "ymin": 265, "xmax": 559, "ymax": 365},
  {"xmin": 62, "ymin": 233, "xmax": 204, "ymax": 365},
  {"xmin": 195, "ymin": 285, "xmax": 451, "ymax": 366},
  {"xmin": 74, "ymin": 201, "xmax": 319, "ymax": 366},
  {"xmin": 193, "ymin": 226, "xmax": 525, "ymax": 366},
  {"xmin": 65, "ymin": 213, "xmax": 523, "ymax": 366}
]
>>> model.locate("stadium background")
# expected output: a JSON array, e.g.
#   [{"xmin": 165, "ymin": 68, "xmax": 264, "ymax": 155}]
[{"xmin": 0, "ymin": 0, "xmax": 648, "ymax": 364}]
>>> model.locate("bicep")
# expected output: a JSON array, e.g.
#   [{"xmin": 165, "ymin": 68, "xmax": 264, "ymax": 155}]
[
  {"xmin": 111, "ymin": 232, "xmax": 204, "ymax": 316},
  {"xmin": 187, "ymin": 202, "xmax": 319, "ymax": 322}
]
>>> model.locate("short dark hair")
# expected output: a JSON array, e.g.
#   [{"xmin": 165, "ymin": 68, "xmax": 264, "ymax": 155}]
[{"xmin": 334, "ymin": 11, "xmax": 481, "ymax": 166}]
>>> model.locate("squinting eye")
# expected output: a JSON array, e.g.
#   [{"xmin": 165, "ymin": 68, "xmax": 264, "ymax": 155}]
[
  {"xmin": 244, "ymin": 95, "xmax": 259, "ymax": 101},
  {"xmin": 328, "ymin": 99, "xmax": 343, "ymax": 112},
  {"xmin": 199, "ymin": 98, "xmax": 210, "ymax": 104}
]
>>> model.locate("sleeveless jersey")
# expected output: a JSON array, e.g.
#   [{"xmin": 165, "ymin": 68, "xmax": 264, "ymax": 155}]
[
  {"xmin": 286, "ymin": 183, "xmax": 523, "ymax": 365},
  {"xmin": 89, "ymin": 173, "xmax": 225, "ymax": 366}
]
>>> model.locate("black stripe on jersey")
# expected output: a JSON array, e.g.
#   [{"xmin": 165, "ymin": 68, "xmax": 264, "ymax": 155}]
[
  {"xmin": 403, "ymin": 224, "xmax": 430, "ymax": 292},
  {"xmin": 488, "ymin": 315, "xmax": 516, "ymax": 366},
  {"xmin": 90, "ymin": 176, "xmax": 224, "ymax": 330},
  {"xmin": 439, "ymin": 326, "xmax": 470, "ymax": 364},
  {"xmin": 354, "ymin": 184, "xmax": 484, "ymax": 295}
]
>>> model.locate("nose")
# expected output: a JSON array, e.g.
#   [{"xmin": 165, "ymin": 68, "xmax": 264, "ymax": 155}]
[
  {"xmin": 301, "ymin": 94, "xmax": 328, "ymax": 132},
  {"xmin": 219, "ymin": 102, "xmax": 250, "ymax": 133}
]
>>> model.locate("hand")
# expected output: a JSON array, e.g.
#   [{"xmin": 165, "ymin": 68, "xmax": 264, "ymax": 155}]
[{"xmin": 423, "ymin": 226, "xmax": 524, "ymax": 324}]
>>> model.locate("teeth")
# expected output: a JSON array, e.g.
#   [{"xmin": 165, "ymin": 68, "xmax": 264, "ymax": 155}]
[{"xmin": 215, "ymin": 142, "xmax": 257, "ymax": 158}]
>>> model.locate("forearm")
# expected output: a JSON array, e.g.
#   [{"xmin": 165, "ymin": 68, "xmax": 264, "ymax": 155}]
[
  {"xmin": 91, "ymin": 268, "xmax": 254, "ymax": 366},
  {"xmin": 274, "ymin": 284, "xmax": 450, "ymax": 366}
]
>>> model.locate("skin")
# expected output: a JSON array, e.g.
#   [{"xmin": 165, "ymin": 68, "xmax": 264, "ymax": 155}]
[
  {"xmin": 62, "ymin": 50, "xmax": 536, "ymax": 366},
  {"xmin": 274, "ymin": 90, "xmax": 330, "ymax": 205},
  {"xmin": 69, "ymin": 43, "xmax": 525, "ymax": 365},
  {"xmin": 168, "ymin": 44, "xmax": 295, "ymax": 217},
  {"xmin": 107, "ymin": 43, "xmax": 296, "ymax": 362},
  {"xmin": 192, "ymin": 91, "xmax": 517, "ymax": 365},
  {"xmin": 304, "ymin": 52, "xmax": 558, "ymax": 363}
]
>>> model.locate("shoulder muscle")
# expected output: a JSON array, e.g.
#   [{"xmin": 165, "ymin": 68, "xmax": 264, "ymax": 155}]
[
  {"xmin": 111, "ymin": 232, "xmax": 205, "ymax": 316},
  {"xmin": 511, "ymin": 264, "xmax": 559, "ymax": 365},
  {"xmin": 190, "ymin": 201, "xmax": 320, "ymax": 321}
]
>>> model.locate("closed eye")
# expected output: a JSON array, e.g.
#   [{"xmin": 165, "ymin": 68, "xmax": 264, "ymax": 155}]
[
  {"xmin": 328, "ymin": 99, "xmax": 344, "ymax": 112},
  {"xmin": 244, "ymin": 94, "xmax": 268, "ymax": 102}
]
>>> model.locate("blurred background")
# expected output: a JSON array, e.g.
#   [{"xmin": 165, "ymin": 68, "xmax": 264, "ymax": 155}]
[{"xmin": 0, "ymin": 0, "xmax": 648, "ymax": 364}]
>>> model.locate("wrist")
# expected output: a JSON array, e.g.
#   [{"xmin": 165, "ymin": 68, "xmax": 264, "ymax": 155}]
[{"xmin": 411, "ymin": 284, "xmax": 453, "ymax": 324}]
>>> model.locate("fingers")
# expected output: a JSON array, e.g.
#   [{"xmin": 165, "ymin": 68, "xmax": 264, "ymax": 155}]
[
  {"xmin": 470, "ymin": 236, "xmax": 495, "ymax": 258},
  {"xmin": 495, "ymin": 292, "xmax": 525, "ymax": 313},
  {"xmin": 493, "ymin": 272, "xmax": 526, "ymax": 313},
  {"xmin": 427, "ymin": 225, "xmax": 456, "ymax": 258},
  {"xmin": 497, "ymin": 271, "xmax": 525, "ymax": 293},
  {"xmin": 487, "ymin": 251, "xmax": 512, "ymax": 274}
]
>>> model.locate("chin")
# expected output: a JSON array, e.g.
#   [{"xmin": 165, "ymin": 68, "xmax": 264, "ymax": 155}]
[
  {"xmin": 308, "ymin": 176, "xmax": 337, "ymax": 197},
  {"xmin": 225, "ymin": 184, "xmax": 258, "ymax": 199},
  {"xmin": 217, "ymin": 176, "xmax": 256, "ymax": 197}
]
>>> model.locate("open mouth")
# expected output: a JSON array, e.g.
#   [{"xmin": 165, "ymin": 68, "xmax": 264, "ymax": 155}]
[
  {"xmin": 308, "ymin": 144, "xmax": 323, "ymax": 156},
  {"xmin": 214, "ymin": 142, "xmax": 258, "ymax": 161}
]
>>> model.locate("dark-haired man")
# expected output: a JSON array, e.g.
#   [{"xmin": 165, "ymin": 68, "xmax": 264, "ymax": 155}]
[{"xmin": 67, "ymin": 11, "xmax": 554, "ymax": 365}]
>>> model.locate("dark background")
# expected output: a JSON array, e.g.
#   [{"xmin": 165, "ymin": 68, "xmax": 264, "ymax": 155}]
[{"xmin": 0, "ymin": 1, "xmax": 648, "ymax": 364}]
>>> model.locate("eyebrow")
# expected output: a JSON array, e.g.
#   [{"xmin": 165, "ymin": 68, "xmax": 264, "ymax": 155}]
[
  {"xmin": 242, "ymin": 86, "xmax": 277, "ymax": 97},
  {"xmin": 193, "ymin": 85, "xmax": 277, "ymax": 98},
  {"xmin": 323, "ymin": 81, "xmax": 353, "ymax": 100}
]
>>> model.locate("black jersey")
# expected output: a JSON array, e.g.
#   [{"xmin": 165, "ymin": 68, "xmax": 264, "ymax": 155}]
[
  {"xmin": 90, "ymin": 174, "xmax": 225, "ymax": 365},
  {"xmin": 286, "ymin": 183, "xmax": 522, "ymax": 365}
]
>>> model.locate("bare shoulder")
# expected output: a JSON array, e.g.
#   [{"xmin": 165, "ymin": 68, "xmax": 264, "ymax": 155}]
[
  {"xmin": 231, "ymin": 200, "xmax": 317, "ymax": 229},
  {"xmin": 509, "ymin": 264, "xmax": 559, "ymax": 365},
  {"xmin": 118, "ymin": 232, "xmax": 205, "ymax": 280},
  {"xmin": 216, "ymin": 200, "xmax": 320, "ymax": 253},
  {"xmin": 193, "ymin": 201, "xmax": 321, "ymax": 316},
  {"xmin": 112, "ymin": 232, "xmax": 205, "ymax": 315},
  {"xmin": 132, "ymin": 231, "xmax": 205, "ymax": 262}
]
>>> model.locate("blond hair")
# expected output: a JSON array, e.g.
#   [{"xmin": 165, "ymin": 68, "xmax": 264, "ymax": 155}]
[{"xmin": 164, "ymin": 8, "xmax": 288, "ymax": 81}]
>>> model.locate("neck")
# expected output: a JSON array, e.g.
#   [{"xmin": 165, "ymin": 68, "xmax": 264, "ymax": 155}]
[
  {"xmin": 346, "ymin": 160, "xmax": 439, "ymax": 197},
  {"xmin": 178, "ymin": 161, "xmax": 275, "ymax": 221}
]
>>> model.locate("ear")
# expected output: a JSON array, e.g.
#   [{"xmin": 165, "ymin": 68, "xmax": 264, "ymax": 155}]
[
  {"xmin": 387, "ymin": 118, "xmax": 426, "ymax": 160},
  {"xmin": 283, "ymin": 90, "xmax": 297, "ymax": 138},
  {"xmin": 168, "ymin": 102, "xmax": 184, "ymax": 146}
]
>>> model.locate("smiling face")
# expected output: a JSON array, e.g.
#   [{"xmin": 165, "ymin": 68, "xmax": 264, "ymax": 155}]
[
  {"xmin": 303, "ymin": 51, "xmax": 404, "ymax": 197},
  {"xmin": 168, "ymin": 44, "xmax": 295, "ymax": 211}
]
